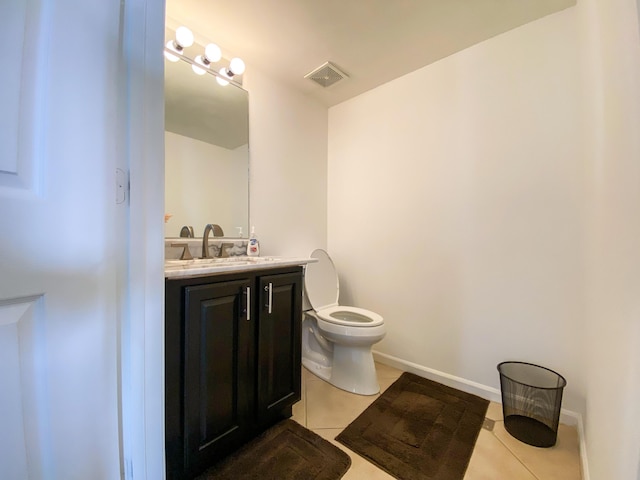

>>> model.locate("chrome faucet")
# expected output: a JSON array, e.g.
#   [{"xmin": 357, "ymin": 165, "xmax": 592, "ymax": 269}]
[
  {"xmin": 202, "ymin": 224, "xmax": 214, "ymax": 258},
  {"xmin": 179, "ymin": 225, "xmax": 194, "ymax": 238},
  {"xmin": 201, "ymin": 224, "xmax": 224, "ymax": 258}
]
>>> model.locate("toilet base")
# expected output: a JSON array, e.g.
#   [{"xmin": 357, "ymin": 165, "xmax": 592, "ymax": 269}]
[
  {"xmin": 331, "ymin": 344, "xmax": 380, "ymax": 395},
  {"xmin": 303, "ymin": 345, "xmax": 380, "ymax": 396},
  {"xmin": 301, "ymin": 311, "xmax": 382, "ymax": 396},
  {"xmin": 302, "ymin": 358, "xmax": 332, "ymax": 382}
]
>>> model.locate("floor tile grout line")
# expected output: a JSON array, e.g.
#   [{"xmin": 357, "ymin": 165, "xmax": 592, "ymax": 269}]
[
  {"xmin": 304, "ymin": 375, "xmax": 308, "ymax": 427},
  {"xmin": 490, "ymin": 425, "xmax": 541, "ymax": 480}
]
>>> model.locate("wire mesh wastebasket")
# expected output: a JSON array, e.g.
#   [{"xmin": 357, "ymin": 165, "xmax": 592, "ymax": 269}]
[{"xmin": 497, "ymin": 361, "xmax": 567, "ymax": 447}]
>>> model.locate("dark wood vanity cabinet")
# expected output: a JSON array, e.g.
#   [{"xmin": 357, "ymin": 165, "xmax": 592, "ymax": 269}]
[
  {"xmin": 256, "ymin": 272, "xmax": 302, "ymax": 424},
  {"xmin": 165, "ymin": 267, "xmax": 302, "ymax": 480},
  {"xmin": 183, "ymin": 278, "xmax": 253, "ymax": 475}
]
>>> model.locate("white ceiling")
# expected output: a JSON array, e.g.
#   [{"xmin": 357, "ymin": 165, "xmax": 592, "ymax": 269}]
[{"xmin": 166, "ymin": 0, "xmax": 575, "ymax": 107}]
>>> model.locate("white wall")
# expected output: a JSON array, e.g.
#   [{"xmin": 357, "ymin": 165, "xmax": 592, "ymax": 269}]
[
  {"xmin": 582, "ymin": 0, "xmax": 640, "ymax": 477},
  {"xmin": 328, "ymin": 2, "xmax": 640, "ymax": 477},
  {"xmin": 244, "ymin": 68, "xmax": 328, "ymax": 256},
  {"xmin": 328, "ymin": 7, "xmax": 587, "ymax": 412},
  {"xmin": 164, "ymin": 131, "xmax": 248, "ymax": 237}
]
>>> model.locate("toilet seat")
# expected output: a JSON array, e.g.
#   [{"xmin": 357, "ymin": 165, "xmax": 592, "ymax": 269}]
[
  {"xmin": 305, "ymin": 249, "xmax": 383, "ymax": 328},
  {"xmin": 316, "ymin": 305, "xmax": 383, "ymax": 327}
]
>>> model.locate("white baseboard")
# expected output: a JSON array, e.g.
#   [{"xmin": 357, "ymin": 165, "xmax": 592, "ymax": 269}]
[
  {"xmin": 576, "ymin": 413, "xmax": 590, "ymax": 480},
  {"xmin": 372, "ymin": 350, "xmax": 590, "ymax": 479},
  {"xmin": 373, "ymin": 350, "xmax": 502, "ymax": 402}
]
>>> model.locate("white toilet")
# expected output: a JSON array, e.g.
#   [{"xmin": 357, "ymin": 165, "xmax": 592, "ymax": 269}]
[{"xmin": 302, "ymin": 249, "xmax": 386, "ymax": 395}]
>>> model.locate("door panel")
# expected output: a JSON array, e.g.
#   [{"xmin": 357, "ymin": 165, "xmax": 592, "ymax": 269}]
[
  {"xmin": 0, "ymin": 297, "xmax": 50, "ymax": 479},
  {"xmin": 184, "ymin": 279, "xmax": 253, "ymax": 473},
  {"xmin": 257, "ymin": 272, "xmax": 302, "ymax": 420},
  {"xmin": 0, "ymin": 1, "xmax": 125, "ymax": 478},
  {"xmin": 0, "ymin": 0, "xmax": 38, "ymax": 193}
]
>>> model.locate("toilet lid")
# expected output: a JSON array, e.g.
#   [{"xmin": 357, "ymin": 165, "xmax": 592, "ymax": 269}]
[{"xmin": 304, "ymin": 249, "xmax": 339, "ymax": 311}]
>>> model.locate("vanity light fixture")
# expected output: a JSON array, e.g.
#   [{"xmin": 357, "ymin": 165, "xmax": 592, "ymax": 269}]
[
  {"xmin": 216, "ymin": 68, "xmax": 231, "ymax": 86},
  {"xmin": 216, "ymin": 57, "xmax": 245, "ymax": 86},
  {"xmin": 164, "ymin": 27, "xmax": 245, "ymax": 86},
  {"xmin": 164, "ymin": 26, "xmax": 195, "ymax": 62},
  {"xmin": 192, "ymin": 43, "xmax": 222, "ymax": 75}
]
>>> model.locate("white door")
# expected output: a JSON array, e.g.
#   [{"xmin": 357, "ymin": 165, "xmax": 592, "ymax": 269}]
[{"xmin": 0, "ymin": 1, "xmax": 130, "ymax": 478}]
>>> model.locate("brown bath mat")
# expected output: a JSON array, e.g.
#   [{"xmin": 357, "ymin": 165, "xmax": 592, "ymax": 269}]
[
  {"xmin": 336, "ymin": 372, "xmax": 488, "ymax": 480},
  {"xmin": 196, "ymin": 419, "xmax": 351, "ymax": 480}
]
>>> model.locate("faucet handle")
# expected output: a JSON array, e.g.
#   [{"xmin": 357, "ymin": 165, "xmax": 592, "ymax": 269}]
[
  {"xmin": 171, "ymin": 242, "xmax": 193, "ymax": 260},
  {"xmin": 217, "ymin": 242, "xmax": 236, "ymax": 258}
]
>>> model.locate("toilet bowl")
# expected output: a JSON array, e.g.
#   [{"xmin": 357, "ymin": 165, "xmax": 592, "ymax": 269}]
[{"xmin": 302, "ymin": 249, "xmax": 386, "ymax": 395}]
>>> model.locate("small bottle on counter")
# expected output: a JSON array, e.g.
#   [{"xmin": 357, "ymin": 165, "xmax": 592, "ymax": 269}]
[{"xmin": 247, "ymin": 226, "xmax": 260, "ymax": 257}]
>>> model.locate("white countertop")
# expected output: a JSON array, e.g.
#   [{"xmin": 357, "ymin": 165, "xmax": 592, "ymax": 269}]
[{"xmin": 164, "ymin": 256, "xmax": 317, "ymax": 279}]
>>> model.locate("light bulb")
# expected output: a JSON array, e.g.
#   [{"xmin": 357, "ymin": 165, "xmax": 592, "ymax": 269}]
[
  {"xmin": 229, "ymin": 57, "xmax": 245, "ymax": 75},
  {"xmin": 192, "ymin": 55, "xmax": 208, "ymax": 75},
  {"xmin": 204, "ymin": 43, "xmax": 222, "ymax": 63},
  {"xmin": 164, "ymin": 40, "xmax": 180, "ymax": 62},
  {"xmin": 216, "ymin": 68, "xmax": 230, "ymax": 86},
  {"xmin": 175, "ymin": 26, "xmax": 194, "ymax": 48}
]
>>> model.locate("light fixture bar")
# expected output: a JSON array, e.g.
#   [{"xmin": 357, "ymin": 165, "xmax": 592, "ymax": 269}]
[{"xmin": 163, "ymin": 46, "xmax": 244, "ymax": 88}]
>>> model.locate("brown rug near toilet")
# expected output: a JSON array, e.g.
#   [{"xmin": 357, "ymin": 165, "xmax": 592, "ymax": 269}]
[
  {"xmin": 195, "ymin": 419, "xmax": 351, "ymax": 480},
  {"xmin": 336, "ymin": 372, "xmax": 489, "ymax": 480}
]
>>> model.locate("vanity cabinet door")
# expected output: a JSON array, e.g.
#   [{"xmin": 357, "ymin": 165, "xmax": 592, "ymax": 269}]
[
  {"xmin": 256, "ymin": 271, "xmax": 302, "ymax": 423},
  {"xmin": 183, "ymin": 278, "xmax": 254, "ymax": 475}
]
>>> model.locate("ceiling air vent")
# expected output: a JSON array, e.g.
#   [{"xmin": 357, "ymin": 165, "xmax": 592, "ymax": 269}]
[{"xmin": 304, "ymin": 62, "xmax": 348, "ymax": 88}]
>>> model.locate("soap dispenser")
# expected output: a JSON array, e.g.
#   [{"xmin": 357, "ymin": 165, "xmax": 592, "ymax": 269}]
[{"xmin": 247, "ymin": 226, "xmax": 260, "ymax": 257}]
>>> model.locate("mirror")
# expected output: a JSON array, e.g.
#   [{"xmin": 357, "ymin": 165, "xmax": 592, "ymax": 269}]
[{"xmin": 164, "ymin": 35, "xmax": 249, "ymax": 239}]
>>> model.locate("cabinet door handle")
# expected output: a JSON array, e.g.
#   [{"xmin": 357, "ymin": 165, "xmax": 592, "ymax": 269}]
[
  {"xmin": 264, "ymin": 282, "xmax": 273, "ymax": 314},
  {"xmin": 246, "ymin": 286, "xmax": 251, "ymax": 321}
]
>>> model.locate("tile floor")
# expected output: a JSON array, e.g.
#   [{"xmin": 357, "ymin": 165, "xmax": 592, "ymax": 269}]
[{"xmin": 291, "ymin": 362, "xmax": 582, "ymax": 480}]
